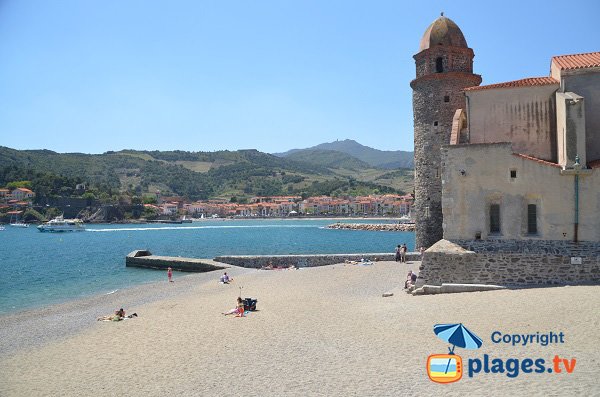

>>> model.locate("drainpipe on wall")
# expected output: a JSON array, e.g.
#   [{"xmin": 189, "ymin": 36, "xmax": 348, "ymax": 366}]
[
  {"xmin": 560, "ymin": 155, "xmax": 591, "ymax": 243},
  {"xmin": 573, "ymin": 155, "xmax": 581, "ymax": 243}
]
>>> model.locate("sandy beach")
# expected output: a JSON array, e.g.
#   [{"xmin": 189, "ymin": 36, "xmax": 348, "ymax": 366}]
[{"xmin": 0, "ymin": 261, "xmax": 598, "ymax": 396}]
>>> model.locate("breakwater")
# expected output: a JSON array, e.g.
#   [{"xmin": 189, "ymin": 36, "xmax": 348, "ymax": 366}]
[
  {"xmin": 126, "ymin": 251, "xmax": 421, "ymax": 270},
  {"xmin": 326, "ymin": 223, "xmax": 415, "ymax": 232},
  {"xmin": 214, "ymin": 253, "xmax": 420, "ymax": 268},
  {"xmin": 126, "ymin": 250, "xmax": 226, "ymax": 272}
]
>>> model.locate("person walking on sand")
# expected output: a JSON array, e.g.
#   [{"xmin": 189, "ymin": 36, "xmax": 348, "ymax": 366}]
[
  {"xmin": 167, "ymin": 267, "xmax": 173, "ymax": 283},
  {"xmin": 395, "ymin": 245, "xmax": 402, "ymax": 262}
]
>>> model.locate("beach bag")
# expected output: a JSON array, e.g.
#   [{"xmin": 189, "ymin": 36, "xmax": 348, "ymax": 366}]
[{"xmin": 243, "ymin": 298, "xmax": 257, "ymax": 311}]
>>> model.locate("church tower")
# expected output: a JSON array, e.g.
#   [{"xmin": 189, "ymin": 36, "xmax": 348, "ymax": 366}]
[{"xmin": 411, "ymin": 14, "xmax": 481, "ymax": 249}]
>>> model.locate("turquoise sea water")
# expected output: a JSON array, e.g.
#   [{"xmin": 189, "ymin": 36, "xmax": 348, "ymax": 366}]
[{"xmin": 0, "ymin": 219, "xmax": 414, "ymax": 314}]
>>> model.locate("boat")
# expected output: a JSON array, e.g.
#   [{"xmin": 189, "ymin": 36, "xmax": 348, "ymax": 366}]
[
  {"xmin": 181, "ymin": 216, "xmax": 192, "ymax": 223},
  {"xmin": 37, "ymin": 216, "xmax": 85, "ymax": 232},
  {"xmin": 9, "ymin": 213, "xmax": 29, "ymax": 228},
  {"xmin": 398, "ymin": 214, "xmax": 414, "ymax": 224}
]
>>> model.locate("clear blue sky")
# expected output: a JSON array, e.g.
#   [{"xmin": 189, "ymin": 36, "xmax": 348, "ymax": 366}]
[{"xmin": 0, "ymin": 1, "xmax": 598, "ymax": 154}]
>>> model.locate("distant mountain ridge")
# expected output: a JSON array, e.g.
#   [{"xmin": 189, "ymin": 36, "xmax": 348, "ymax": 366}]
[
  {"xmin": 0, "ymin": 145, "xmax": 414, "ymax": 201},
  {"xmin": 274, "ymin": 139, "xmax": 414, "ymax": 169}
]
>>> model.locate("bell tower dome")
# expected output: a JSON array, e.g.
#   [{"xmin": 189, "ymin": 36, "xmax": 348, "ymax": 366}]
[{"xmin": 411, "ymin": 14, "xmax": 481, "ymax": 249}]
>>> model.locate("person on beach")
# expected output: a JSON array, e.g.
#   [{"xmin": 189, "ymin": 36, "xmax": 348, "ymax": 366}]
[
  {"xmin": 404, "ymin": 271, "xmax": 417, "ymax": 289},
  {"xmin": 395, "ymin": 245, "xmax": 402, "ymax": 262},
  {"xmin": 223, "ymin": 297, "xmax": 245, "ymax": 316},
  {"xmin": 167, "ymin": 267, "xmax": 173, "ymax": 282},
  {"xmin": 419, "ymin": 246, "xmax": 425, "ymax": 256},
  {"xmin": 97, "ymin": 308, "xmax": 137, "ymax": 321},
  {"xmin": 400, "ymin": 243, "xmax": 407, "ymax": 263},
  {"xmin": 220, "ymin": 272, "xmax": 232, "ymax": 284}
]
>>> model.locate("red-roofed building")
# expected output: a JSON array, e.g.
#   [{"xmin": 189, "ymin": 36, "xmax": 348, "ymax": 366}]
[
  {"xmin": 8, "ymin": 188, "xmax": 35, "ymax": 201},
  {"xmin": 411, "ymin": 16, "xmax": 599, "ymax": 244},
  {"xmin": 439, "ymin": 48, "xmax": 600, "ymax": 242}
]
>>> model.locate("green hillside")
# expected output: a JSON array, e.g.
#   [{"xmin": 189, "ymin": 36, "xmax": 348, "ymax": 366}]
[
  {"xmin": 285, "ymin": 149, "xmax": 372, "ymax": 170},
  {"xmin": 0, "ymin": 146, "xmax": 413, "ymax": 201}
]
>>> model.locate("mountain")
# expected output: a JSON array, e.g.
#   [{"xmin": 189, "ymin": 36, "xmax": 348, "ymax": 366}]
[
  {"xmin": 274, "ymin": 139, "xmax": 414, "ymax": 169},
  {"xmin": 284, "ymin": 149, "xmax": 372, "ymax": 170},
  {"xmin": 0, "ymin": 146, "xmax": 413, "ymax": 201}
]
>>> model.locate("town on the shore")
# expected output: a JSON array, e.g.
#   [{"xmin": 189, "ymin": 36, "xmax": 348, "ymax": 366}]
[{"xmin": 1, "ymin": 186, "xmax": 414, "ymax": 222}]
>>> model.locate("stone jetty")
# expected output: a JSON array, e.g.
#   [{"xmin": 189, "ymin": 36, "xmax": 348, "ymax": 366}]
[
  {"xmin": 126, "ymin": 250, "xmax": 226, "ymax": 272},
  {"xmin": 326, "ymin": 223, "xmax": 415, "ymax": 232}
]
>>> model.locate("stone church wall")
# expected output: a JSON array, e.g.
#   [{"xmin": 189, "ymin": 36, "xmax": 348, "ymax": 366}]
[{"xmin": 418, "ymin": 239, "xmax": 600, "ymax": 286}]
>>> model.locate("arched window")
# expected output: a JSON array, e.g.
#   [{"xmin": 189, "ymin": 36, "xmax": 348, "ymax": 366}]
[{"xmin": 435, "ymin": 57, "xmax": 443, "ymax": 73}]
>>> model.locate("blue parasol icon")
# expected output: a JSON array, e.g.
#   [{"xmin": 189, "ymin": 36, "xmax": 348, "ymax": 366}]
[{"xmin": 433, "ymin": 323, "xmax": 483, "ymax": 374}]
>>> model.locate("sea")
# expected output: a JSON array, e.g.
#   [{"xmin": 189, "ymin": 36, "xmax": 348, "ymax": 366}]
[{"xmin": 0, "ymin": 219, "xmax": 415, "ymax": 314}]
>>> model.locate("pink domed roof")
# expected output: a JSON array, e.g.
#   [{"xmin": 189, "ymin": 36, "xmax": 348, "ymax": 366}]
[{"xmin": 419, "ymin": 15, "xmax": 468, "ymax": 51}]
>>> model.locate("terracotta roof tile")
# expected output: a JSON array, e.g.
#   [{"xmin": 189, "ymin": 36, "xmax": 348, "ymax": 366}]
[
  {"xmin": 512, "ymin": 153, "xmax": 561, "ymax": 168},
  {"xmin": 464, "ymin": 77, "xmax": 559, "ymax": 91},
  {"xmin": 552, "ymin": 51, "xmax": 600, "ymax": 70}
]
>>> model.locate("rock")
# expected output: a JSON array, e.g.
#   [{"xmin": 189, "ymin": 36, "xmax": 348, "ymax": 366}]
[{"xmin": 382, "ymin": 292, "xmax": 394, "ymax": 297}]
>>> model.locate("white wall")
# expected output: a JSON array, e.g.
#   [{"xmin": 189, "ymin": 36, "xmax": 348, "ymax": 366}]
[{"xmin": 442, "ymin": 143, "xmax": 599, "ymax": 241}]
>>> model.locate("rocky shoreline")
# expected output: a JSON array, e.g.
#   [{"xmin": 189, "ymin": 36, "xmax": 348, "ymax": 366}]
[{"xmin": 326, "ymin": 222, "xmax": 415, "ymax": 232}]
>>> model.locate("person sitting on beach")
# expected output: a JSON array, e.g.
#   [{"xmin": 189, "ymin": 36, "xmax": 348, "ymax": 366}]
[
  {"xmin": 220, "ymin": 272, "xmax": 232, "ymax": 284},
  {"xmin": 261, "ymin": 261, "xmax": 274, "ymax": 270},
  {"xmin": 404, "ymin": 271, "xmax": 417, "ymax": 289},
  {"xmin": 222, "ymin": 297, "xmax": 245, "ymax": 317}
]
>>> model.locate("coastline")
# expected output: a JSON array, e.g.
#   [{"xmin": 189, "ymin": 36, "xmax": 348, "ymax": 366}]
[
  {"xmin": 0, "ymin": 265, "xmax": 254, "ymax": 358},
  {"xmin": 1, "ymin": 261, "xmax": 598, "ymax": 396}
]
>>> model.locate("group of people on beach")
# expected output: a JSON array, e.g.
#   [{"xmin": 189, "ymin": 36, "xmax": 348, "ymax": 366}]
[{"xmin": 395, "ymin": 243, "xmax": 408, "ymax": 262}]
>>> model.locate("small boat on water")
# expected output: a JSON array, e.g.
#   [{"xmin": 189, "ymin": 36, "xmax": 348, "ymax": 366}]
[
  {"xmin": 9, "ymin": 212, "xmax": 29, "ymax": 228},
  {"xmin": 38, "ymin": 216, "xmax": 85, "ymax": 232},
  {"xmin": 181, "ymin": 216, "xmax": 192, "ymax": 223},
  {"xmin": 398, "ymin": 214, "xmax": 415, "ymax": 224}
]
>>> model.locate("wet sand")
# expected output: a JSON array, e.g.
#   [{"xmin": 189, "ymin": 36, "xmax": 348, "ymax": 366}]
[{"xmin": 0, "ymin": 261, "xmax": 598, "ymax": 396}]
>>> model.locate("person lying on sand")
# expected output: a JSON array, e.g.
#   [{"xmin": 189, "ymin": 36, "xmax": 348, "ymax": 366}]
[
  {"xmin": 97, "ymin": 308, "xmax": 138, "ymax": 321},
  {"xmin": 222, "ymin": 297, "xmax": 245, "ymax": 317}
]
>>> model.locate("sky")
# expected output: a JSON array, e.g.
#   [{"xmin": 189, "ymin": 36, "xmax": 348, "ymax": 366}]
[{"xmin": 0, "ymin": 1, "xmax": 598, "ymax": 154}]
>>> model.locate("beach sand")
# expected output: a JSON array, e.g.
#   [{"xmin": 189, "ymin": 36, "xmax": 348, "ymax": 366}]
[{"xmin": 0, "ymin": 261, "xmax": 598, "ymax": 396}]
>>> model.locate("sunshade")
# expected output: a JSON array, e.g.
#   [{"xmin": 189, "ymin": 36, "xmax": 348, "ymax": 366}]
[{"xmin": 433, "ymin": 323, "xmax": 483, "ymax": 350}]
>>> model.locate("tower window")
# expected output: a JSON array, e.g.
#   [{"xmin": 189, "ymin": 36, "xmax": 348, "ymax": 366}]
[
  {"xmin": 527, "ymin": 204, "xmax": 537, "ymax": 234},
  {"xmin": 444, "ymin": 96, "xmax": 450, "ymax": 102},
  {"xmin": 433, "ymin": 121, "xmax": 438, "ymax": 126},
  {"xmin": 490, "ymin": 204, "xmax": 500, "ymax": 234},
  {"xmin": 435, "ymin": 57, "xmax": 443, "ymax": 73},
  {"xmin": 510, "ymin": 170, "xmax": 517, "ymax": 178}
]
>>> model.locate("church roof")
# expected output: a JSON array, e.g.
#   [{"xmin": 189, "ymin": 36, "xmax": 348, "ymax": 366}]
[
  {"xmin": 419, "ymin": 15, "xmax": 468, "ymax": 52},
  {"xmin": 463, "ymin": 77, "xmax": 559, "ymax": 92},
  {"xmin": 552, "ymin": 51, "xmax": 600, "ymax": 70}
]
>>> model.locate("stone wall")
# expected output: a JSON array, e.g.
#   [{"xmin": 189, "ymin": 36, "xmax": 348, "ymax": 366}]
[
  {"xmin": 214, "ymin": 253, "xmax": 421, "ymax": 269},
  {"xmin": 126, "ymin": 250, "xmax": 225, "ymax": 272},
  {"xmin": 418, "ymin": 239, "xmax": 600, "ymax": 286}
]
